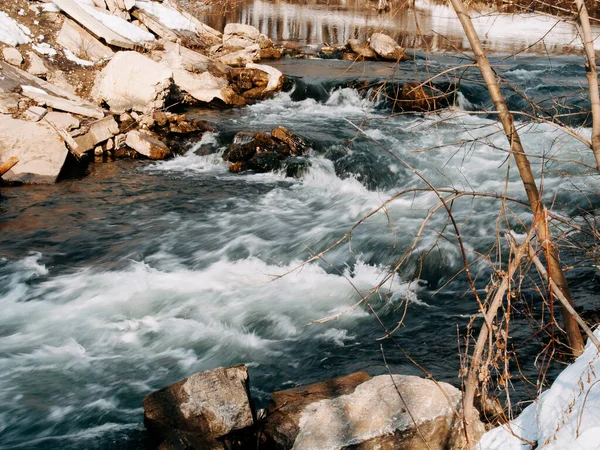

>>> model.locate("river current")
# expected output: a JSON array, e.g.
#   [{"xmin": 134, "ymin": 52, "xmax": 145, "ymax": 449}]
[{"xmin": 1, "ymin": 47, "xmax": 600, "ymax": 450}]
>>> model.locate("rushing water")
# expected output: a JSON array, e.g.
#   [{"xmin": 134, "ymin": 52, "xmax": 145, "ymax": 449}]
[{"xmin": 1, "ymin": 45, "xmax": 600, "ymax": 450}]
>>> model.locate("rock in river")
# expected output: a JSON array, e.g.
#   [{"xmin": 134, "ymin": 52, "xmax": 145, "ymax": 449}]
[
  {"xmin": 143, "ymin": 365, "xmax": 255, "ymax": 449},
  {"xmin": 263, "ymin": 372, "xmax": 468, "ymax": 450}
]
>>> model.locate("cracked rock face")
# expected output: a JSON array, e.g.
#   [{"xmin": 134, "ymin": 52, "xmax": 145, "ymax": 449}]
[
  {"xmin": 143, "ymin": 365, "xmax": 255, "ymax": 447},
  {"xmin": 264, "ymin": 373, "xmax": 465, "ymax": 450},
  {"xmin": 91, "ymin": 51, "xmax": 173, "ymax": 114}
]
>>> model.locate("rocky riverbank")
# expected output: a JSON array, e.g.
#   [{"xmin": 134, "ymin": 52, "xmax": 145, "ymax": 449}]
[
  {"xmin": 142, "ymin": 365, "xmax": 485, "ymax": 450},
  {"xmin": 0, "ymin": 0, "xmax": 433, "ymax": 188}
]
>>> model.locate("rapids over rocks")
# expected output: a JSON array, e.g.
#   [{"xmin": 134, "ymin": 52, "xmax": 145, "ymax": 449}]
[{"xmin": 1, "ymin": 55, "xmax": 600, "ymax": 448}]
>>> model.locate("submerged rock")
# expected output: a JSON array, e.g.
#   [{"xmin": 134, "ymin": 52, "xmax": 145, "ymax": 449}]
[
  {"xmin": 143, "ymin": 365, "xmax": 255, "ymax": 449},
  {"xmin": 224, "ymin": 127, "xmax": 308, "ymax": 174},
  {"xmin": 263, "ymin": 372, "xmax": 467, "ymax": 450},
  {"xmin": 399, "ymin": 81, "xmax": 451, "ymax": 112}
]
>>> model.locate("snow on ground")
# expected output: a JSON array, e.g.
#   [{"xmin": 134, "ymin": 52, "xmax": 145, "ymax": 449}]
[
  {"xmin": 479, "ymin": 330, "xmax": 600, "ymax": 449},
  {"xmin": 135, "ymin": 0, "xmax": 196, "ymax": 32},
  {"xmin": 0, "ymin": 11, "xmax": 32, "ymax": 46},
  {"xmin": 63, "ymin": 49, "xmax": 93, "ymax": 66}
]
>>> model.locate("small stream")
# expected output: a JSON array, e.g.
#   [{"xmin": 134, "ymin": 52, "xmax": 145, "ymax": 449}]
[{"xmin": 1, "ymin": 9, "xmax": 600, "ymax": 450}]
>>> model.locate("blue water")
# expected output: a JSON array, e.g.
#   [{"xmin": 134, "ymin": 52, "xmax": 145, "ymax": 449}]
[{"xmin": 1, "ymin": 56, "xmax": 599, "ymax": 448}]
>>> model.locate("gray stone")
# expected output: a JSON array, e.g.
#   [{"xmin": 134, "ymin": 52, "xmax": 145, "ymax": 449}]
[
  {"xmin": 143, "ymin": 365, "xmax": 254, "ymax": 446},
  {"xmin": 0, "ymin": 116, "xmax": 69, "ymax": 183},
  {"xmin": 3, "ymin": 48, "xmax": 24, "ymax": 66},
  {"xmin": 125, "ymin": 129, "xmax": 171, "ymax": 159}
]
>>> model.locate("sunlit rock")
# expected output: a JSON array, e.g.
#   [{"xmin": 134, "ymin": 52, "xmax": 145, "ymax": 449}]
[
  {"xmin": 92, "ymin": 51, "xmax": 173, "ymax": 113},
  {"xmin": 347, "ymin": 39, "xmax": 377, "ymax": 59},
  {"xmin": 263, "ymin": 372, "xmax": 469, "ymax": 450},
  {"xmin": 369, "ymin": 33, "xmax": 410, "ymax": 61},
  {"xmin": 125, "ymin": 129, "xmax": 171, "ymax": 160},
  {"xmin": 0, "ymin": 116, "xmax": 69, "ymax": 183},
  {"xmin": 143, "ymin": 365, "xmax": 255, "ymax": 449}
]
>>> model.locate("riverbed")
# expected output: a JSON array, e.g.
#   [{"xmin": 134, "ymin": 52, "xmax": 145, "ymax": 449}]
[{"xmin": 1, "ymin": 5, "xmax": 600, "ymax": 450}]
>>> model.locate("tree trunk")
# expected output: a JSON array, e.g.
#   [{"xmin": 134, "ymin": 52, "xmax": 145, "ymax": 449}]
[
  {"xmin": 447, "ymin": 0, "xmax": 586, "ymax": 445},
  {"xmin": 573, "ymin": 0, "xmax": 600, "ymax": 171}
]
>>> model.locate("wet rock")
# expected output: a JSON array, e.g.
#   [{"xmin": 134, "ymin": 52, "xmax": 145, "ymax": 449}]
[
  {"xmin": 369, "ymin": 33, "xmax": 410, "ymax": 61},
  {"xmin": 3, "ymin": 48, "xmax": 23, "ymax": 66},
  {"xmin": 341, "ymin": 51, "xmax": 359, "ymax": 61},
  {"xmin": 152, "ymin": 112, "xmax": 214, "ymax": 136},
  {"xmin": 263, "ymin": 372, "xmax": 467, "ymax": 450},
  {"xmin": 26, "ymin": 52, "xmax": 48, "ymax": 77},
  {"xmin": 260, "ymin": 47, "xmax": 283, "ymax": 60},
  {"xmin": 229, "ymin": 64, "xmax": 283, "ymax": 100},
  {"xmin": 0, "ymin": 116, "xmax": 69, "ymax": 183},
  {"xmin": 125, "ymin": 129, "xmax": 171, "ymax": 160},
  {"xmin": 347, "ymin": 39, "xmax": 377, "ymax": 59},
  {"xmin": 283, "ymin": 157, "xmax": 311, "ymax": 178},
  {"xmin": 92, "ymin": 51, "xmax": 173, "ymax": 114},
  {"xmin": 271, "ymin": 127, "xmax": 309, "ymax": 155},
  {"xmin": 399, "ymin": 82, "xmax": 450, "ymax": 112},
  {"xmin": 143, "ymin": 365, "xmax": 255, "ymax": 448},
  {"xmin": 247, "ymin": 152, "xmax": 281, "ymax": 173}
]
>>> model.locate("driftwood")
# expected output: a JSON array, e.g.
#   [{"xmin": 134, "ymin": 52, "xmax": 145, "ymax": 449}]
[{"xmin": 0, "ymin": 157, "xmax": 19, "ymax": 177}]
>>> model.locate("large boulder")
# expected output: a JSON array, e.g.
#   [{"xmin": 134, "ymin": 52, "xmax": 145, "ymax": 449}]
[
  {"xmin": 369, "ymin": 33, "xmax": 410, "ymax": 61},
  {"xmin": 143, "ymin": 365, "xmax": 255, "ymax": 449},
  {"xmin": 92, "ymin": 51, "xmax": 173, "ymax": 113},
  {"xmin": 263, "ymin": 372, "xmax": 467, "ymax": 450},
  {"xmin": 151, "ymin": 42, "xmax": 246, "ymax": 107},
  {"xmin": 0, "ymin": 116, "xmax": 69, "ymax": 183}
]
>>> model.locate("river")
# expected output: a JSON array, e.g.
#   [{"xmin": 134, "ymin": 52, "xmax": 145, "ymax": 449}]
[{"xmin": 1, "ymin": 3, "xmax": 600, "ymax": 450}]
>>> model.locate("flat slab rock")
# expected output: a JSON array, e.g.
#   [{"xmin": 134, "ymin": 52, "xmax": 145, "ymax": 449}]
[
  {"xmin": 143, "ymin": 365, "xmax": 255, "ymax": 447},
  {"xmin": 0, "ymin": 116, "xmax": 68, "ymax": 183},
  {"xmin": 263, "ymin": 372, "xmax": 464, "ymax": 450}
]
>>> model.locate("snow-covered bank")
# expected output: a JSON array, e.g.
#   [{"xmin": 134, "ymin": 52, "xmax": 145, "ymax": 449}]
[{"xmin": 479, "ymin": 330, "xmax": 600, "ymax": 450}]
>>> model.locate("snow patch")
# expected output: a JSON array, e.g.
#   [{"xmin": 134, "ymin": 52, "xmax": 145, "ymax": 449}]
[
  {"xmin": 0, "ymin": 11, "xmax": 32, "ymax": 46},
  {"xmin": 479, "ymin": 330, "xmax": 600, "ymax": 449},
  {"xmin": 33, "ymin": 42, "xmax": 57, "ymax": 56},
  {"xmin": 134, "ymin": 1, "xmax": 196, "ymax": 32},
  {"xmin": 64, "ymin": 49, "xmax": 94, "ymax": 66}
]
